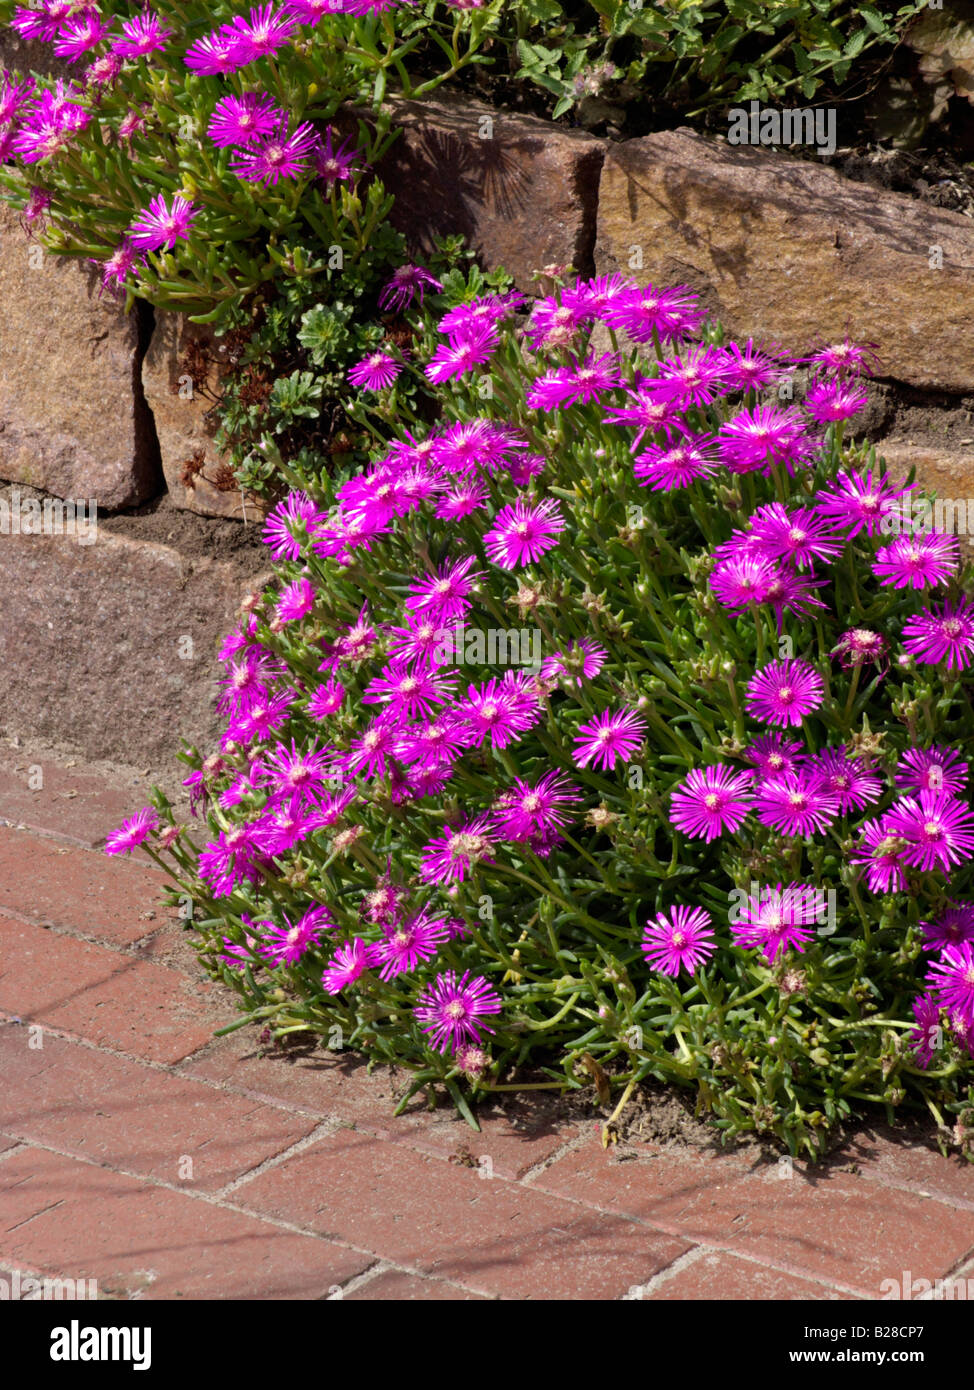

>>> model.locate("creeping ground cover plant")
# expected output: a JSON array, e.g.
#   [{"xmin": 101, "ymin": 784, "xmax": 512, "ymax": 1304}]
[{"xmin": 109, "ymin": 272, "xmax": 974, "ymax": 1158}]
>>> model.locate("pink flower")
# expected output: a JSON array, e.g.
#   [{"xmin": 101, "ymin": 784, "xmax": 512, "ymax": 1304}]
[
  {"xmin": 926, "ymin": 942, "xmax": 974, "ymax": 1026},
  {"xmin": 231, "ymin": 118, "xmax": 318, "ymax": 184},
  {"xmin": 902, "ymin": 596, "xmax": 974, "ymax": 671},
  {"xmin": 419, "ymin": 817, "xmax": 495, "ymax": 885},
  {"xmin": 883, "ymin": 792, "xmax": 974, "ymax": 875},
  {"xmin": 813, "ymin": 469, "xmax": 913, "ymax": 538},
  {"xmin": 872, "ymin": 532, "xmax": 959, "ymax": 590},
  {"xmin": 745, "ymin": 659, "xmax": 824, "ymax": 728},
  {"xmin": 492, "ymin": 771, "xmax": 581, "ymax": 841},
  {"xmin": 414, "ymin": 969, "xmax": 502, "ymax": 1052},
  {"xmin": 276, "ymin": 576, "xmax": 315, "ymax": 622},
  {"xmin": 669, "ymin": 765, "xmax": 753, "ymax": 841},
  {"xmin": 113, "ymin": 11, "xmax": 173, "ymax": 58},
  {"xmin": 730, "ymin": 882, "xmax": 823, "ymax": 963},
  {"xmin": 573, "ymin": 708, "xmax": 647, "ymax": 772},
  {"xmin": 425, "ymin": 324, "xmax": 498, "ymax": 383},
  {"xmin": 321, "ymin": 938, "xmax": 380, "ymax": 994},
  {"xmin": 105, "ymin": 807, "xmax": 157, "ymax": 854},
  {"xmin": 128, "ymin": 195, "xmax": 197, "ymax": 251},
  {"xmin": 642, "ymin": 906, "xmax": 715, "ymax": 976},
  {"xmin": 208, "ymin": 93, "xmax": 284, "ymax": 148},
  {"xmin": 908, "ymin": 993, "xmax": 942, "ymax": 1068},
  {"xmin": 378, "ymin": 263, "xmax": 442, "ymax": 313},
  {"xmin": 375, "ymin": 912, "xmax": 448, "ymax": 980},
  {"xmin": 262, "ymin": 904, "xmax": 334, "ymax": 966},
  {"xmin": 895, "ymin": 746, "xmax": 968, "ymax": 797},
  {"xmin": 348, "ymin": 352, "xmax": 400, "ymax": 391},
  {"xmin": 483, "ymin": 497, "xmax": 565, "ymax": 569},
  {"xmin": 753, "ymin": 770, "xmax": 839, "ymax": 837}
]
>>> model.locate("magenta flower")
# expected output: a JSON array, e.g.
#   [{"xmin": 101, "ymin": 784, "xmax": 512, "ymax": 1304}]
[
  {"xmin": 54, "ymin": 12, "xmax": 109, "ymax": 60},
  {"xmin": 492, "ymin": 771, "xmax": 581, "ymax": 841},
  {"xmin": 375, "ymin": 912, "xmax": 448, "ymax": 980},
  {"xmin": 743, "ymin": 734, "xmax": 805, "ymax": 782},
  {"xmin": 602, "ymin": 281, "xmax": 703, "ymax": 344},
  {"xmin": 643, "ymin": 345, "xmax": 729, "ymax": 411},
  {"xmin": 802, "ymin": 337, "xmax": 881, "ymax": 378},
  {"xmin": 128, "ymin": 195, "xmax": 197, "ymax": 251},
  {"xmin": 730, "ymin": 882, "xmax": 823, "ymax": 963},
  {"xmin": 437, "ymin": 291, "xmax": 525, "ymax": 338},
  {"xmin": 405, "ymin": 556, "xmax": 481, "ymax": 624},
  {"xmin": 0, "ymin": 71, "xmax": 35, "ymax": 124},
  {"xmin": 921, "ymin": 905, "xmax": 974, "ymax": 953},
  {"xmin": 753, "ymin": 770, "xmax": 839, "ymax": 837},
  {"xmin": 902, "ymin": 596, "xmax": 974, "ymax": 671},
  {"xmin": 261, "ymin": 739, "xmax": 333, "ymax": 803},
  {"xmin": 719, "ymin": 404, "xmax": 812, "ymax": 475},
  {"xmin": 803, "ymin": 378, "xmax": 868, "ymax": 423},
  {"xmin": 709, "ymin": 554, "xmax": 779, "ymax": 613},
  {"xmin": 813, "ymin": 469, "xmax": 913, "ymax": 538},
  {"xmin": 908, "ymin": 993, "xmax": 942, "ymax": 1068},
  {"xmin": 261, "ymin": 490, "xmax": 322, "ymax": 561},
  {"xmin": 895, "ymin": 746, "xmax": 968, "ymax": 798},
  {"xmin": 483, "ymin": 497, "xmax": 565, "ymax": 569},
  {"xmin": 831, "ymin": 627, "xmax": 889, "ymax": 674},
  {"xmin": 926, "ymin": 942, "xmax": 974, "ymax": 1026},
  {"xmin": 314, "ymin": 127, "xmax": 363, "ymax": 188},
  {"xmin": 184, "ymin": 32, "xmax": 239, "ymax": 73},
  {"xmin": 343, "ymin": 717, "xmax": 399, "ymax": 779},
  {"xmin": 307, "ymin": 679, "xmax": 345, "ymax": 720},
  {"xmin": 321, "ymin": 938, "xmax": 380, "ymax": 994},
  {"xmin": 573, "ymin": 707, "xmax": 647, "ymax": 772},
  {"xmin": 642, "ymin": 905, "xmax": 716, "ymax": 976},
  {"xmin": 458, "ymin": 675, "xmax": 541, "ymax": 751},
  {"xmin": 378, "ymin": 263, "xmax": 442, "ymax": 313},
  {"xmin": 414, "ymin": 969, "xmax": 502, "ymax": 1052},
  {"xmin": 198, "ymin": 823, "xmax": 262, "ymax": 897},
  {"xmin": 208, "ymin": 93, "xmax": 283, "ymax": 148},
  {"xmin": 526, "ymin": 353, "xmax": 622, "ymax": 411},
  {"xmin": 602, "ymin": 381, "xmax": 682, "ymax": 449},
  {"xmin": 634, "ymin": 435, "xmax": 717, "ymax": 491},
  {"xmin": 222, "ymin": 5, "xmax": 297, "ymax": 65},
  {"xmin": 435, "ymin": 478, "xmax": 489, "ymax": 520},
  {"xmin": 231, "ymin": 119, "xmax": 318, "ymax": 184},
  {"xmin": 99, "ymin": 240, "xmax": 143, "ymax": 294},
  {"xmin": 105, "ymin": 807, "xmax": 158, "ymax": 855},
  {"xmin": 276, "ymin": 576, "xmax": 315, "ymax": 622},
  {"xmin": 850, "ymin": 815, "xmax": 908, "ymax": 893},
  {"xmin": 262, "ymin": 904, "xmax": 334, "ymax": 966},
  {"xmin": 348, "ymin": 352, "xmax": 400, "ymax": 391},
  {"xmin": 872, "ymin": 532, "xmax": 959, "ymax": 590},
  {"xmin": 669, "ymin": 764, "xmax": 753, "ymax": 841},
  {"xmin": 808, "ymin": 748, "xmax": 882, "ymax": 814},
  {"xmin": 362, "ymin": 661, "xmax": 455, "ymax": 721},
  {"xmin": 883, "ymin": 792, "xmax": 974, "ymax": 875},
  {"xmin": 745, "ymin": 659, "xmax": 824, "ymax": 728},
  {"xmin": 720, "ymin": 338, "xmax": 783, "ymax": 393},
  {"xmin": 113, "ymin": 11, "xmax": 173, "ymax": 58},
  {"xmin": 747, "ymin": 503, "xmax": 843, "ymax": 571},
  {"xmin": 419, "ymin": 817, "xmax": 495, "ymax": 885},
  {"xmin": 425, "ymin": 324, "xmax": 499, "ymax": 383}
]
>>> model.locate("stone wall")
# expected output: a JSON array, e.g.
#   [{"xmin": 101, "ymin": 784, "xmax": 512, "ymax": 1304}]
[{"xmin": 3, "ymin": 96, "xmax": 974, "ymax": 771}]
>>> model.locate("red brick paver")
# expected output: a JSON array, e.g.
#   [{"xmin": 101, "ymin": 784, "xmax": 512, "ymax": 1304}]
[
  {"xmin": 2, "ymin": 756, "xmax": 974, "ymax": 1300},
  {"xmin": 0, "ymin": 914, "xmax": 227, "ymax": 1064}
]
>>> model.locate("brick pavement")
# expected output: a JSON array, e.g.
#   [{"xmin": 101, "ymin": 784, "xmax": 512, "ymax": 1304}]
[{"xmin": 1, "ymin": 749, "xmax": 973, "ymax": 1300}]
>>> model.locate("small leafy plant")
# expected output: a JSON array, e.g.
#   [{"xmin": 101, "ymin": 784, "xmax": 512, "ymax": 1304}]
[
  {"xmin": 109, "ymin": 269, "xmax": 974, "ymax": 1158},
  {"xmin": 511, "ymin": 0, "xmax": 924, "ymax": 120}
]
